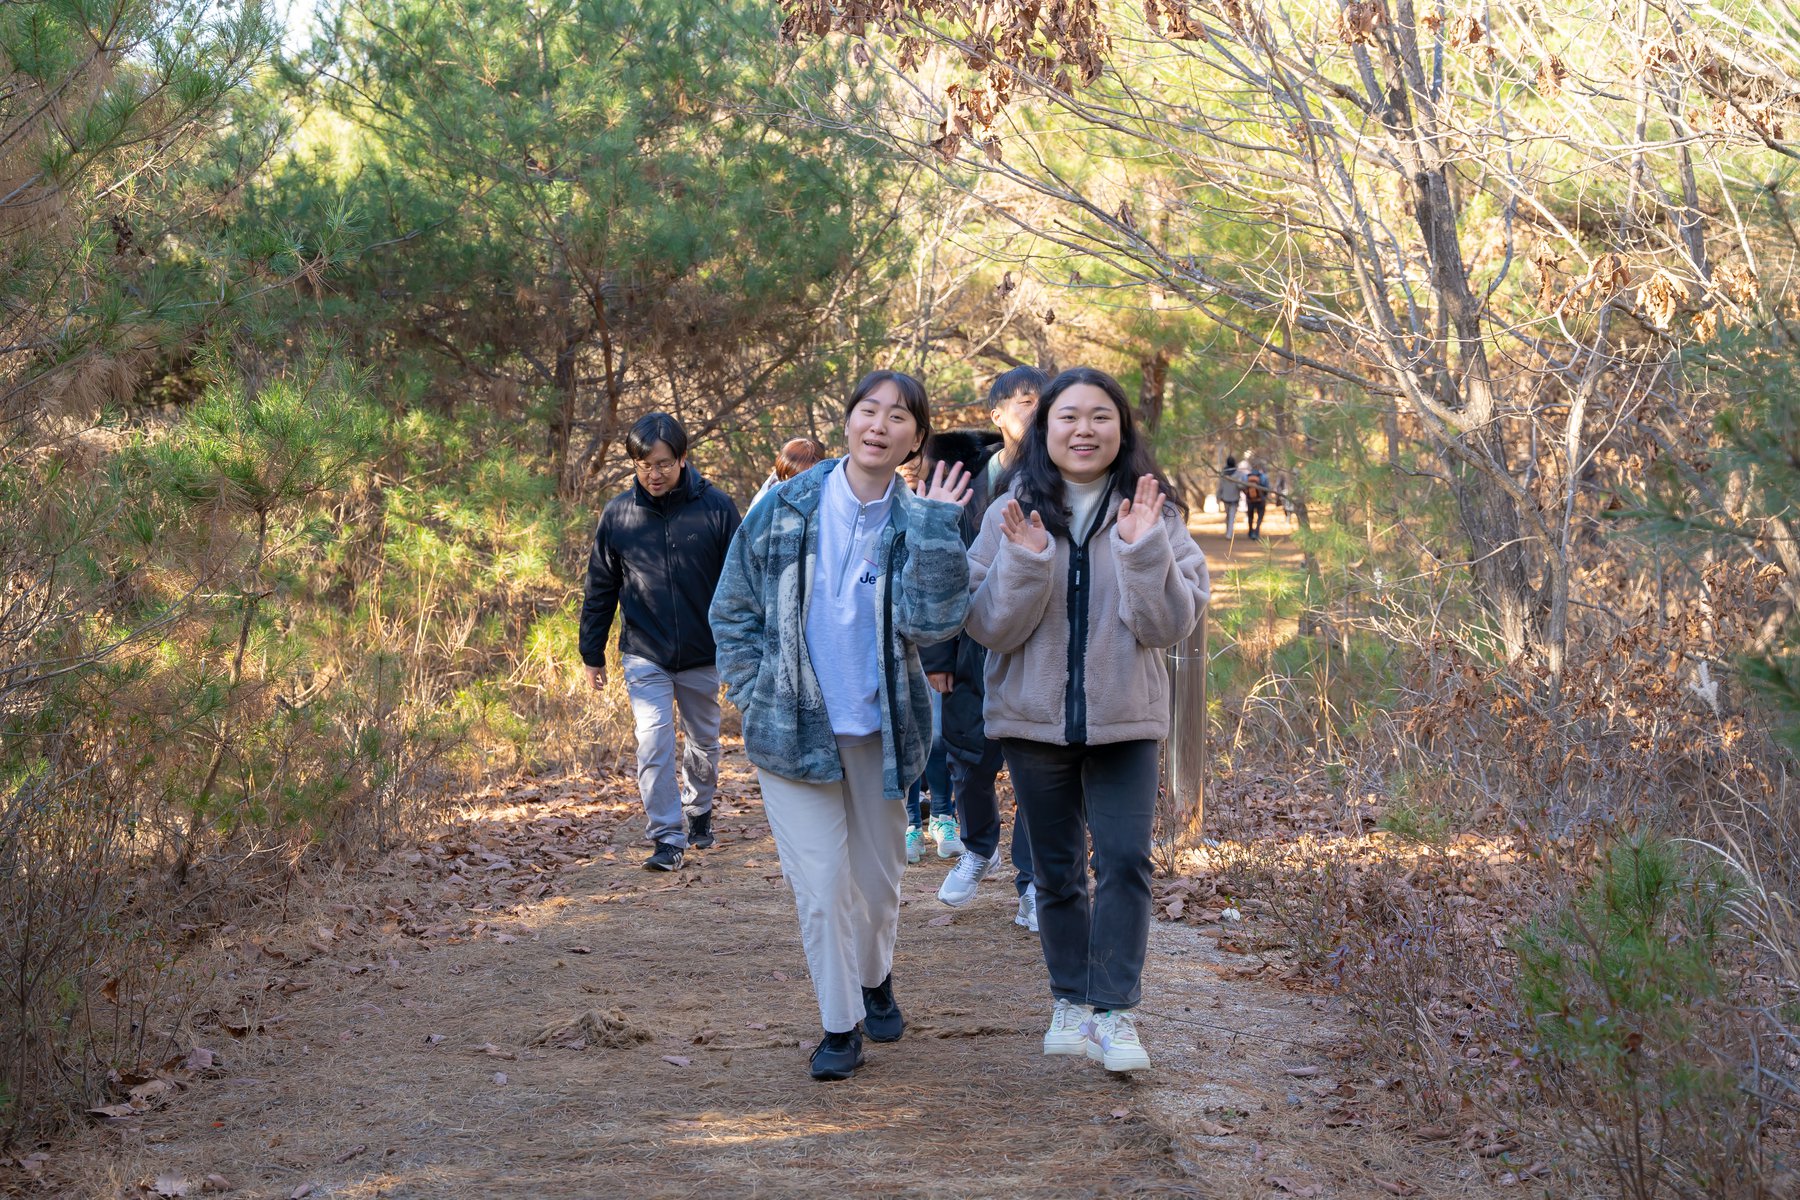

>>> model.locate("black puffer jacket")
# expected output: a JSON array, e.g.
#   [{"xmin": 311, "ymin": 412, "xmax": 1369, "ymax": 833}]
[
  {"xmin": 580, "ymin": 466, "xmax": 741, "ymax": 672},
  {"xmin": 921, "ymin": 435, "xmax": 1006, "ymax": 762}
]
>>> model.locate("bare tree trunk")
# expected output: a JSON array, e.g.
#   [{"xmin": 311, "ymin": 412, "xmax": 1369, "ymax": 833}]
[
  {"xmin": 1138, "ymin": 349, "xmax": 1168, "ymax": 435},
  {"xmin": 550, "ymin": 319, "xmax": 578, "ymax": 496},
  {"xmin": 583, "ymin": 298, "xmax": 624, "ymax": 493}
]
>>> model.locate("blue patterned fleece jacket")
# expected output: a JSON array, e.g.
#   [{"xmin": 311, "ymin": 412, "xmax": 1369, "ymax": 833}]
[{"xmin": 708, "ymin": 458, "xmax": 971, "ymax": 800}]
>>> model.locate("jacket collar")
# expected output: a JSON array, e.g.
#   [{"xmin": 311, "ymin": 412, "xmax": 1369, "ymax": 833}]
[
  {"xmin": 632, "ymin": 464, "xmax": 703, "ymax": 510},
  {"xmin": 779, "ymin": 457, "xmax": 918, "ymax": 533}
]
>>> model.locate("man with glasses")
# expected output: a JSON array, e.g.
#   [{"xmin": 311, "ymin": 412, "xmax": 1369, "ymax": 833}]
[{"xmin": 581, "ymin": 413, "xmax": 742, "ymax": 870}]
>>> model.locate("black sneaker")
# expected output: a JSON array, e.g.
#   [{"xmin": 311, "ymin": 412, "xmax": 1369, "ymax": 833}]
[
  {"xmin": 644, "ymin": 841, "xmax": 684, "ymax": 871},
  {"xmin": 861, "ymin": 974, "xmax": 905, "ymax": 1042},
  {"xmin": 687, "ymin": 809, "xmax": 715, "ymax": 850},
  {"xmin": 809, "ymin": 1028, "xmax": 864, "ymax": 1081}
]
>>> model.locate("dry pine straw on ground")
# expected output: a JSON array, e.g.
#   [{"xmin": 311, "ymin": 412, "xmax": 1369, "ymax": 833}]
[{"xmin": 21, "ymin": 744, "xmax": 1518, "ymax": 1200}]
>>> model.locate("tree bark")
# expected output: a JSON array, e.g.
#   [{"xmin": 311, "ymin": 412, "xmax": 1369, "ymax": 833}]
[{"xmin": 1138, "ymin": 349, "xmax": 1168, "ymax": 435}]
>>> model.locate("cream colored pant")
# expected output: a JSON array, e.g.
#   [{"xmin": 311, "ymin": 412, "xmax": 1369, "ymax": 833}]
[{"xmin": 758, "ymin": 736, "xmax": 907, "ymax": 1033}]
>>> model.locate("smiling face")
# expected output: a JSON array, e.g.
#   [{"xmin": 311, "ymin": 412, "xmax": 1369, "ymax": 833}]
[
  {"xmin": 1045, "ymin": 383, "xmax": 1122, "ymax": 484},
  {"xmin": 844, "ymin": 380, "xmax": 925, "ymax": 477}
]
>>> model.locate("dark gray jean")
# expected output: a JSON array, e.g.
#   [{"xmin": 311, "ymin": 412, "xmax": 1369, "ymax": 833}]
[
  {"xmin": 949, "ymin": 735, "xmax": 1034, "ymax": 894},
  {"xmin": 1001, "ymin": 737, "xmax": 1159, "ymax": 1011}
]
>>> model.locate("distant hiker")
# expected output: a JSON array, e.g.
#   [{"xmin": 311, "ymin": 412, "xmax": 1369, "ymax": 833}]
[
  {"xmin": 965, "ymin": 367, "xmax": 1209, "ymax": 1073},
  {"xmin": 710, "ymin": 371, "xmax": 972, "ymax": 1082},
  {"xmin": 898, "ymin": 445, "xmax": 963, "ymax": 865},
  {"xmin": 581, "ymin": 413, "xmax": 742, "ymax": 872},
  {"xmin": 1243, "ymin": 459, "xmax": 1271, "ymax": 541},
  {"xmin": 921, "ymin": 366, "xmax": 1046, "ymax": 928},
  {"xmin": 750, "ymin": 435, "xmax": 828, "ymax": 510},
  {"xmin": 1217, "ymin": 454, "xmax": 1242, "ymax": 537}
]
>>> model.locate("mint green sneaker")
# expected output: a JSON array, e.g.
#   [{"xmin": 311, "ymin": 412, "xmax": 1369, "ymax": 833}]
[
  {"xmin": 1084, "ymin": 1009, "xmax": 1151, "ymax": 1072},
  {"xmin": 928, "ymin": 814, "xmax": 965, "ymax": 859},
  {"xmin": 905, "ymin": 824, "xmax": 924, "ymax": 864}
]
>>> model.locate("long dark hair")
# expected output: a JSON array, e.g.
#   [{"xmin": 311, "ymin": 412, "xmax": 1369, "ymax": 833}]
[{"xmin": 998, "ymin": 366, "xmax": 1183, "ymax": 538}]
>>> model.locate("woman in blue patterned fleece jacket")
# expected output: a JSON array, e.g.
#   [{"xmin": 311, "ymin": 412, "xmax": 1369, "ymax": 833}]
[{"xmin": 709, "ymin": 370, "xmax": 971, "ymax": 1082}]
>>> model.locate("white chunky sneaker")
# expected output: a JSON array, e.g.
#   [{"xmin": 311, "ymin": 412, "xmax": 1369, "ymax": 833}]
[
  {"xmin": 929, "ymin": 814, "xmax": 965, "ymax": 858},
  {"xmin": 1014, "ymin": 883, "xmax": 1039, "ymax": 932},
  {"xmin": 936, "ymin": 850, "xmax": 995, "ymax": 907},
  {"xmin": 1043, "ymin": 998, "xmax": 1093, "ymax": 1056},
  {"xmin": 1084, "ymin": 1009, "xmax": 1151, "ymax": 1072}
]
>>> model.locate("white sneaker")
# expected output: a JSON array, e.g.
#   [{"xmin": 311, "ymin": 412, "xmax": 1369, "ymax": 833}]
[
  {"xmin": 1083, "ymin": 1009, "xmax": 1151, "ymax": 1072},
  {"xmin": 936, "ymin": 850, "xmax": 995, "ymax": 907},
  {"xmin": 1043, "ymin": 998, "xmax": 1093, "ymax": 1055},
  {"xmin": 1014, "ymin": 883, "xmax": 1039, "ymax": 932},
  {"xmin": 905, "ymin": 825, "xmax": 924, "ymax": 865},
  {"xmin": 928, "ymin": 815, "xmax": 965, "ymax": 858}
]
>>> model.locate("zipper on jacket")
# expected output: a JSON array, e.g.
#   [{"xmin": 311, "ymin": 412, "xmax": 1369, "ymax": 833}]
[
  {"xmin": 1062, "ymin": 484, "xmax": 1113, "ymax": 745},
  {"xmin": 1065, "ymin": 541, "xmax": 1090, "ymax": 744},
  {"xmin": 881, "ymin": 531, "xmax": 904, "ymax": 794},
  {"xmin": 797, "ymin": 504, "xmax": 817, "ymax": 710},
  {"xmin": 663, "ymin": 514, "xmax": 681, "ymax": 663}
]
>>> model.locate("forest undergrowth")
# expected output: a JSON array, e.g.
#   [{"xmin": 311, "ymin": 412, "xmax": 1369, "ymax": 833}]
[{"xmin": 1184, "ymin": 537, "xmax": 1800, "ymax": 1198}]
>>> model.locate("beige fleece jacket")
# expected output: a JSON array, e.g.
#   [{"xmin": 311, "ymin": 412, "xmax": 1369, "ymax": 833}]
[{"xmin": 966, "ymin": 488, "xmax": 1210, "ymax": 745}]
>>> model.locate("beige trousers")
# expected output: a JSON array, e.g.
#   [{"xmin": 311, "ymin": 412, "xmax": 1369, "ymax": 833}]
[{"xmin": 757, "ymin": 736, "xmax": 907, "ymax": 1033}]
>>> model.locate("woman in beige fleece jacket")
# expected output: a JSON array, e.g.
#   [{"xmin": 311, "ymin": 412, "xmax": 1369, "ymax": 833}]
[{"xmin": 965, "ymin": 366, "xmax": 1210, "ymax": 1073}]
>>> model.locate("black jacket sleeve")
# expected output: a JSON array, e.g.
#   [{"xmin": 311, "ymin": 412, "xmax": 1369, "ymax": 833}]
[
  {"xmin": 923, "ymin": 462, "xmax": 989, "ymax": 678},
  {"xmin": 920, "ymin": 639, "xmax": 957, "ymax": 674},
  {"xmin": 718, "ymin": 491, "xmax": 743, "ymax": 557},
  {"xmin": 579, "ymin": 510, "xmax": 620, "ymax": 667}
]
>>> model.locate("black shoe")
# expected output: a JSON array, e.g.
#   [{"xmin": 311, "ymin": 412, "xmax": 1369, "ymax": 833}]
[
  {"xmin": 687, "ymin": 809, "xmax": 715, "ymax": 850},
  {"xmin": 809, "ymin": 1028, "xmax": 864, "ymax": 1081},
  {"xmin": 644, "ymin": 841, "xmax": 684, "ymax": 871},
  {"xmin": 861, "ymin": 974, "xmax": 905, "ymax": 1042}
]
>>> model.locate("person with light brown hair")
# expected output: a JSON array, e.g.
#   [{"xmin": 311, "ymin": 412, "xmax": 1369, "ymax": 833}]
[{"xmin": 751, "ymin": 436, "xmax": 829, "ymax": 510}]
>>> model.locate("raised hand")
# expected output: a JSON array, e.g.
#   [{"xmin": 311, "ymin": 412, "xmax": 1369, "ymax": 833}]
[
  {"xmin": 1115, "ymin": 474, "xmax": 1166, "ymax": 545},
  {"xmin": 917, "ymin": 459, "xmax": 973, "ymax": 508},
  {"xmin": 1000, "ymin": 498, "xmax": 1050, "ymax": 553}
]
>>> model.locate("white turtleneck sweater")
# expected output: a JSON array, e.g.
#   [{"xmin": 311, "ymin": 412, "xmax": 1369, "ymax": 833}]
[{"xmin": 1063, "ymin": 474, "xmax": 1111, "ymax": 544}]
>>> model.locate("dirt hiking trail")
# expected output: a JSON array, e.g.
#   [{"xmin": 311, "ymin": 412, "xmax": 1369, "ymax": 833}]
[
  {"xmin": 52, "ymin": 781, "xmax": 1505, "ymax": 1197},
  {"xmin": 40, "ymin": 513, "xmax": 1510, "ymax": 1199}
]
